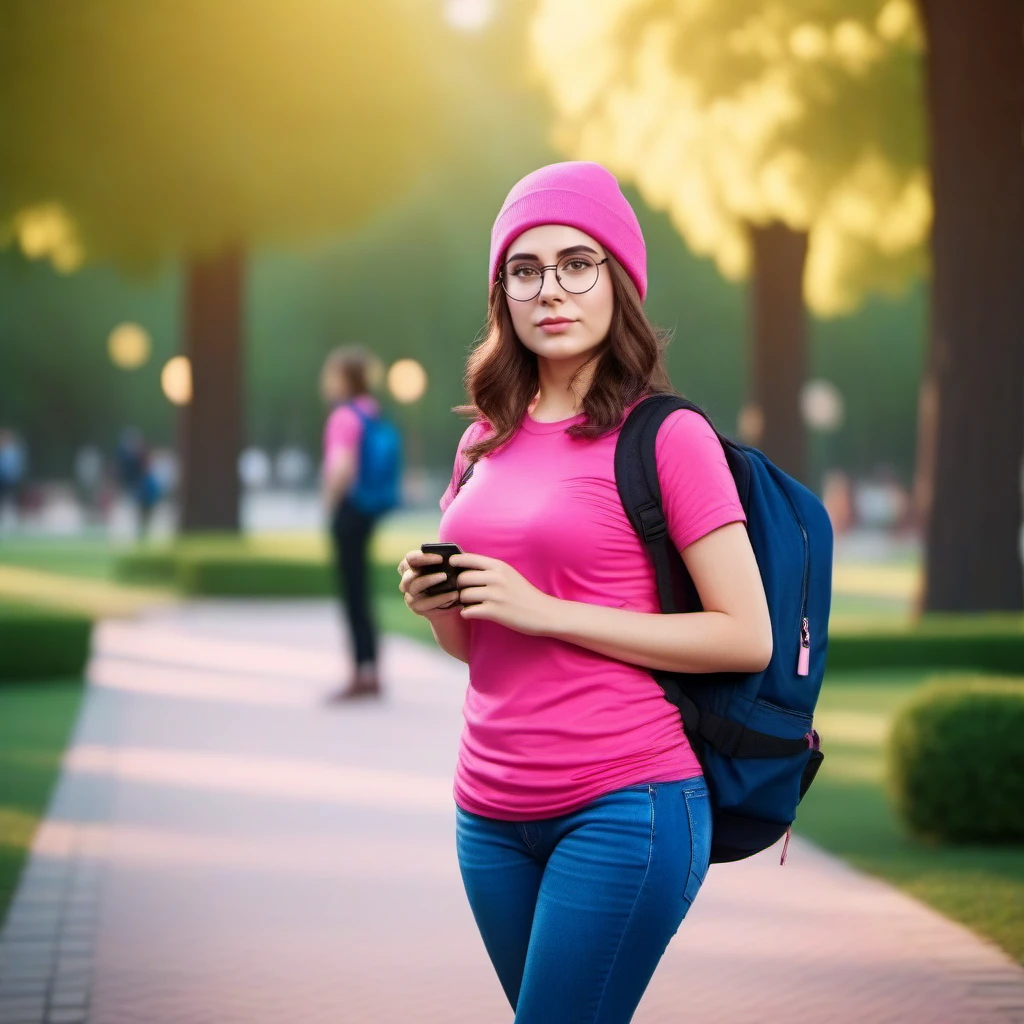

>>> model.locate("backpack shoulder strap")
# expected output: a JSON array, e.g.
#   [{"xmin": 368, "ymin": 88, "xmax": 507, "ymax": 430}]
[
  {"xmin": 344, "ymin": 398, "xmax": 383, "ymax": 423},
  {"xmin": 615, "ymin": 394, "xmax": 709, "ymax": 617}
]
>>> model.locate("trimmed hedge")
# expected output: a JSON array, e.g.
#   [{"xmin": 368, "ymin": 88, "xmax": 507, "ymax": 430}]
[
  {"xmin": 0, "ymin": 603, "xmax": 93, "ymax": 681},
  {"xmin": 176, "ymin": 556, "xmax": 335, "ymax": 597},
  {"xmin": 115, "ymin": 545, "xmax": 401, "ymax": 598},
  {"xmin": 827, "ymin": 631, "xmax": 1024, "ymax": 673},
  {"xmin": 827, "ymin": 616, "xmax": 1024, "ymax": 674},
  {"xmin": 113, "ymin": 549, "xmax": 179, "ymax": 585},
  {"xmin": 887, "ymin": 676, "xmax": 1024, "ymax": 842}
]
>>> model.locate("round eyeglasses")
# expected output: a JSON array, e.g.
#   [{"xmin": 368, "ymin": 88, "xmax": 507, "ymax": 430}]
[{"xmin": 499, "ymin": 253, "xmax": 609, "ymax": 302}]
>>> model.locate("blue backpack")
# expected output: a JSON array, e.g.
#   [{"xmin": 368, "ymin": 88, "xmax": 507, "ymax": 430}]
[
  {"xmin": 615, "ymin": 394, "xmax": 832, "ymax": 864},
  {"xmin": 346, "ymin": 403, "xmax": 403, "ymax": 517}
]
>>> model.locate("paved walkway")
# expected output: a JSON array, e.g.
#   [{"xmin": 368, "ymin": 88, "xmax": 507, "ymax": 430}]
[{"xmin": 1, "ymin": 600, "xmax": 1023, "ymax": 1024}]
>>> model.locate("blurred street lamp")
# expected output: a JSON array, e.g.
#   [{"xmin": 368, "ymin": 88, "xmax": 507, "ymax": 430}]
[
  {"xmin": 800, "ymin": 379, "xmax": 845, "ymax": 433},
  {"xmin": 161, "ymin": 356, "xmax": 192, "ymax": 406},
  {"xmin": 108, "ymin": 322, "xmax": 151, "ymax": 369},
  {"xmin": 387, "ymin": 358, "xmax": 428, "ymax": 505},
  {"xmin": 387, "ymin": 358, "xmax": 428, "ymax": 405},
  {"xmin": 444, "ymin": 0, "xmax": 495, "ymax": 32}
]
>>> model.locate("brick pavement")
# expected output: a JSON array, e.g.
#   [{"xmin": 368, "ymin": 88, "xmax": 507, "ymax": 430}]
[{"xmin": 1, "ymin": 599, "xmax": 1023, "ymax": 1024}]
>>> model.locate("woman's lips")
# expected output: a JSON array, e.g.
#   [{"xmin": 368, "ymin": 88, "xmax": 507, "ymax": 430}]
[{"xmin": 537, "ymin": 320, "xmax": 574, "ymax": 334}]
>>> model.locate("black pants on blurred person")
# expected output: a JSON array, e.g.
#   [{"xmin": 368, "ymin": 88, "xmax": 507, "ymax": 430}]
[{"xmin": 330, "ymin": 497, "xmax": 379, "ymax": 679}]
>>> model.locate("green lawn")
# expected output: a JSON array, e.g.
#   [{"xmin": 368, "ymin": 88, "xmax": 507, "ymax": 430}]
[
  {"xmin": 798, "ymin": 669, "xmax": 1024, "ymax": 964},
  {"xmin": 0, "ymin": 679, "xmax": 85, "ymax": 922},
  {"xmin": 0, "ymin": 537, "xmax": 123, "ymax": 580}
]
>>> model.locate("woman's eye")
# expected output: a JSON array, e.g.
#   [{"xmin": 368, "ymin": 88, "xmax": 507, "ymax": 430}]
[
  {"xmin": 563, "ymin": 258, "xmax": 589, "ymax": 271},
  {"xmin": 511, "ymin": 265, "xmax": 540, "ymax": 278}
]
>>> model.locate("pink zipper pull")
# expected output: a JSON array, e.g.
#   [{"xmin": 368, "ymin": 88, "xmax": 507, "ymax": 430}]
[
  {"xmin": 780, "ymin": 825, "xmax": 793, "ymax": 866},
  {"xmin": 797, "ymin": 617, "xmax": 810, "ymax": 676}
]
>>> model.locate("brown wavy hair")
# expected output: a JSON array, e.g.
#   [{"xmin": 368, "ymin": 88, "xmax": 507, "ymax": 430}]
[{"xmin": 453, "ymin": 254, "xmax": 679, "ymax": 463}]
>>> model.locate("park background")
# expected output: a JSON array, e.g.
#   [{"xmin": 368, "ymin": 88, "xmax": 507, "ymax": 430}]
[{"xmin": 0, "ymin": 0, "xmax": 1022, "ymax": 1013}]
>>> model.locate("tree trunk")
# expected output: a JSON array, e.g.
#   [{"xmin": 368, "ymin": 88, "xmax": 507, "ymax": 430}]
[
  {"xmin": 917, "ymin": 0, "xmax": 1024, "ymax": 612},
  {"xmin": 178, "ymin": 248, "xmax": 245, "ymax": 532},
  {"xmin": 749, "ymin": 221, "xmax": 809, "ymax": 483}
]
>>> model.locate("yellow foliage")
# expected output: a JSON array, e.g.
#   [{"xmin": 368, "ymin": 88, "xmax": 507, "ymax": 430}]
[
  {"xmin": 790, "ymin": 24, "xmax": 830, "ymax": 62},
  {"xmin": 832, "ymin": 19, "xmax": 884, "ymax": 75},
  {"xmin": 14, "ymin": 203, "xmax": 84, "ymax": 272},
  {"xmin": 877, "ymin": 0, "xmax": 924, "ymax": 44},
  {"xmin": 0, "ymin": 0, "xmax": 446, "ymax": 270},
  {"xmin": 530, "ymin": 0, "xmax": 928, "ymax": 316}
]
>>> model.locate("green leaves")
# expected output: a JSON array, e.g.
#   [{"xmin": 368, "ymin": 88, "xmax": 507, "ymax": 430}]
[
  {"xmin": 0, "ymin": 0, "xmax": 447, "ymax": 269},
  {"xmin": 530, "ymin": 0, "xmax": 929, "ymax": 316}
]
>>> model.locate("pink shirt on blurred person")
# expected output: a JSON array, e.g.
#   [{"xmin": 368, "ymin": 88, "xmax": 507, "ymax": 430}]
[
  {"xmin": 438, "ymin": 403, "xmax": 747, "ymax": 821},
  {"xmin": 322, "ymin": 395, "xmax": 380, "ymax": 475}
]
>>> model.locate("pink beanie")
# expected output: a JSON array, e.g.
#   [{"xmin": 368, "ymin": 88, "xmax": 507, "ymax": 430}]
[{"xmin": 489, "ymin": 161, "xmax": 647, "ymax": 301}]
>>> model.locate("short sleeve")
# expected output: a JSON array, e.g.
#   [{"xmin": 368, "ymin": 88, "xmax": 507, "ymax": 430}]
[
  {"xmin": 656, "ymin": 410, "xmax": 746, "ymax": 551},
  {"xmin": 323, "ymin": 405, "xmax": 365, "ymax": 469},
  {"xmin": 440, "ymin": 420, "xmax": 490, "ymax": 513}
]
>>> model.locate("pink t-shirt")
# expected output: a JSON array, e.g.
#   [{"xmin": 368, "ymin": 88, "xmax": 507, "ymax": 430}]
[
  {"xmin": 438, "ymin": 404, "xmax": 747, "ymax": 820},
  {"xmin": 322, "ymin": 395, "xmax": 380, "ymax": 472}
]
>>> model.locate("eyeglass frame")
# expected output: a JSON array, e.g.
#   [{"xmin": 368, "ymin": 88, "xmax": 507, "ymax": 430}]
[{"xmin": 497, "ymin": 254, "xmax": 610, "ymax": 301}]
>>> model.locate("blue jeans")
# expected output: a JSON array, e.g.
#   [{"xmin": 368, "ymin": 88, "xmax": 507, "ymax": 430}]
[{"xmin": 455, "ymin": 776, "xmax": 712, "ymax": 1024}]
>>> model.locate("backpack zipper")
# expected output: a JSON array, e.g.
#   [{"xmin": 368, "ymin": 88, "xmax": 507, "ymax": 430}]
[{"xmin": 753, "ymin": 450, "xmax": 811, "ymax": 676}]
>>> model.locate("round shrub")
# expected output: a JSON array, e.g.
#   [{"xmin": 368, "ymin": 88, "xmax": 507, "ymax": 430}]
[{"xmin": 887, "ymin": 676, "xmax": 1024, "ymax": 842}]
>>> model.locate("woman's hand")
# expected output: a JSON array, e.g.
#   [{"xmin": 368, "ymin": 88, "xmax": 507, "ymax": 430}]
[
  {"xmin": 397, "ymin": 550, "xmax": 463, "ymax": 620},
  {"xmin": 448, "ymin": 553, "xmax": 556, "ymax": 636}
]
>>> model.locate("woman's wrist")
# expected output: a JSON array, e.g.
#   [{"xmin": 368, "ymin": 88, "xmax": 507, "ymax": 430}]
[{"xmin": 428, "ymin": 604, "xmax": 471, "ymax": 663}]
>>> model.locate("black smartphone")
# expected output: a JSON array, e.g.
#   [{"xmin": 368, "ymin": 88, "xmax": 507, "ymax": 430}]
[{"xmin": 419, "ymin": 542, "xmax": 464, "ymax": 597}]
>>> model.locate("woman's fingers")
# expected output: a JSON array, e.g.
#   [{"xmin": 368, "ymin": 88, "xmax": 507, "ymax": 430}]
[
  {"xmin": 451, "ymin": 569, "xmax": 486, "ymax": 588},
  {"xmin": 399, "ymin": 550, "xmax": 443, "ymax": 572},
  {"xmin": 410, "ymin": 571, "xmax": 449, "ymax": 597},
  {"xmin": 404, "ymin": 580, "xmax": 463, "ymax": 615},
  {"xmin": 400, "ymin": 568, "xmax": 443, "ymax": 596},
  {"xmin": 396, "ymin": 551, "xmax": 443, "ymax": 593}
]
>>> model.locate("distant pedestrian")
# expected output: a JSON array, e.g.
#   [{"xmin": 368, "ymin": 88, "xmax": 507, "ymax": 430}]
[
  {"xmin": 397, "ymin": 162, "xmax": 773, "ymax": 1022},
  {"xmin": 0, "ymin": 428, "xmax": 26, "ymax": 530},
  {"xmin": 115, "ymin": 427, "xmax": 161, "ymax": 539},
  {"xmin": 821, "ymin": 469, "xmax": 854, "ymax": 536},
  {"xmin": 321, "ymin": 346, "xmax": 402, "ymax": 702}
]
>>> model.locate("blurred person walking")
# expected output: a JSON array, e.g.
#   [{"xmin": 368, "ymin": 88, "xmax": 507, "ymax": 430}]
[
  {"xmin": 0, "ymin": 428, "xmax": 26, "ymax": 531},
  {"xmin": 115, "ymin": 426, "xmax": 161, "ymax": 539},
  {"xmin": 321, "ymin": 346, "xmax": 402, "ymax": 702},
  {"xmin": 397, "ymin": 163, "xmax": 774, "ymax": 1022}
]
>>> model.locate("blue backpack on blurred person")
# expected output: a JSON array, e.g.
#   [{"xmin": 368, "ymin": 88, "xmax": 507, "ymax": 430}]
[{"xmin": 347, "ymin": 403, "xmax": 403, "ymax": 517}]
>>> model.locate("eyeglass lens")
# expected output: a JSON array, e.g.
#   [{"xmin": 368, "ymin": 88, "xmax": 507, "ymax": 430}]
[{"xmin": 502, "ymin": 254, "xmax": 601, "ymax": 300}]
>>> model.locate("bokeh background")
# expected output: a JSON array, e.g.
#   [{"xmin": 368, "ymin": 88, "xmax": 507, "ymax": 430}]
[{"xmin": 1, "ymin": 0, "xmax": 1022, "ymax": 1004}]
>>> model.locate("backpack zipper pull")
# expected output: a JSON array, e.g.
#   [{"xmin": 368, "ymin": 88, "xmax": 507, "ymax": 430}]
[
  {"xmin": 797, "ymin": 617, "xmax": 810, "ymax": 676},
  {"xmin": 780, "ymin": 825, "xmax": 793, "ymax": 866}
]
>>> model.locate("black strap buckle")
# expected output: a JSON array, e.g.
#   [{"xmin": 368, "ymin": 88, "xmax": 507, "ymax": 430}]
[{"xmin": 637, "ymin": 502, "xmax": 667, "ymax": 543}]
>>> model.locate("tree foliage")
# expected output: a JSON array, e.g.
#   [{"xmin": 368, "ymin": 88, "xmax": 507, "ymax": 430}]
[
  {"xmin": 0, "ymin": 0, "xmax": 444, "ymax": 271},
  {"xmin": 530, "ymin": 0, "xmax": 929, "ymax": 315}
]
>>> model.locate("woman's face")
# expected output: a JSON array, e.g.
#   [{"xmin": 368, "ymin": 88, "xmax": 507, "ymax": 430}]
[
  {"xmin": 320, "ymin": 366, "xmax": 349, "ymax": 405},
  {"xmin": 500, "ymin": 224, "xmax": 614, "ymax": 367}
]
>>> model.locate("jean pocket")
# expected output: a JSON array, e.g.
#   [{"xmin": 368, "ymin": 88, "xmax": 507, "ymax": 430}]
[{"xmin": 681, "ymin": 786, "xmax": 713, "ymax": 909}]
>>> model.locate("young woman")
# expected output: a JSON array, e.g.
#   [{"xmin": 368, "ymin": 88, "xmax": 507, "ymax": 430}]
[
  {"xmin": 397, "ymin": 162, "xmax": 773, "ymax": 1022},
  {"xmin": 321, "ymin": 346, "xmax": 386, "ymax": 701}
]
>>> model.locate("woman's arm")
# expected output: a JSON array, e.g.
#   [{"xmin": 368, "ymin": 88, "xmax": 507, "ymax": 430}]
[
  {"xmin": 544, "ymin": 522, "xmax": 772, "ymax": 674},
  {"xmin": 453, "ymin": 522, "xmax": 772, "ymax": 675},
  {"xmin": 429, "ymin": 608, "xmax": 471, "ymax": 664},
  {"xmin": 322, "ymin": 448, "xmax": 356, "ymax": 511},
  {"xmin": 397, "ymin": 550, "xmax": 473, "ymax": 664}
]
